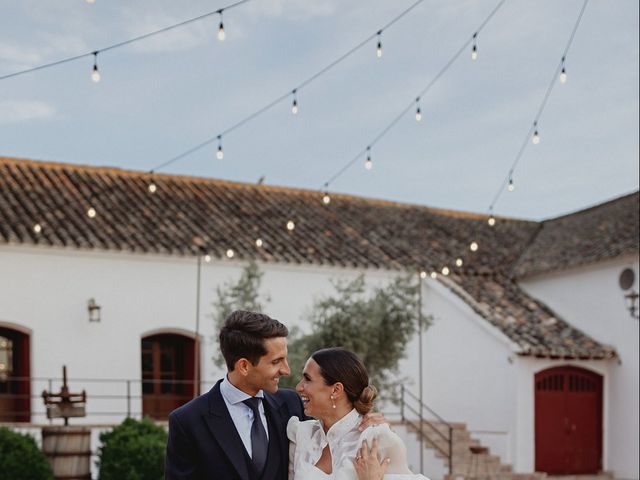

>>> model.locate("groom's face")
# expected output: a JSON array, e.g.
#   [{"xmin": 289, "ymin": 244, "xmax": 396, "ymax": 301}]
[{"xmin": 246, "ymin": 336, "xmax": 291, "ymax": 394}]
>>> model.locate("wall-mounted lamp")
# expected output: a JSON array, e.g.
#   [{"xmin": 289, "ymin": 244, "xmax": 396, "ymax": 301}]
[
  {"xmin": 88, "ymin": 298, "xmax": 101, "ymax": 322},
  {"xmin": 618, "ymin": 268, "xmax": 639, "ymax": 320}
]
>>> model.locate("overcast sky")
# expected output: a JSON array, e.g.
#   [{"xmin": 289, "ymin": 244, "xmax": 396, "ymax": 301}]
[{"xmin": 1, "ymin": 0, "xmax": 638, "ymax": 220}]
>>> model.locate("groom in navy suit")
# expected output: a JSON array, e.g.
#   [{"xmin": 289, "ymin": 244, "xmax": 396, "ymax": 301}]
[{"xmin": 165, "ymin": 310, "xmax": 302, "ymax": 480}]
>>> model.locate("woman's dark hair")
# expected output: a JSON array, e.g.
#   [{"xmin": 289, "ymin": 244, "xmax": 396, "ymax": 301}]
[
  {"xmin": 219, "ymin": 310, "xmax": 288, "ymax": 370},
  {"xmin": 311, "ymin": 348, "xmax": 377, "ymax": 414}
]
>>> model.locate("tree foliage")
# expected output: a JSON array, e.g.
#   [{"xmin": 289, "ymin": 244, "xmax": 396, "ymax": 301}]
[
  {"xmin": 0, "ymin": 427, "xmax": 53, "ymax": 480},
  {"xmin": 282, "ymin": 274, "xmax": 428, "ymax": 402},
  {"xmin": 97, "ymin": 417, "xmax": 167, "ymax": 480},
  {"xmin": 211, "ymin": 261, "xmax": 268, "ymax": 368}
]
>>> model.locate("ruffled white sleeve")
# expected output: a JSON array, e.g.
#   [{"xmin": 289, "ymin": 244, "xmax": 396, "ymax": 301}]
[
  {"xmin": 286, "ymin": 417, "xmax": 300, "ymax": 480},
  {"xmin": 359, "ymin": 424, "xmax": 430, "ymax": 479}
]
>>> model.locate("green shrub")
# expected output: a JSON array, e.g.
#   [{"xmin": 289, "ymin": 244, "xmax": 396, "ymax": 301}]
[
  {"xmin": 0, "ymin": 427, "xmax": 53, "ymax": 480},
  {"xmin": 97, "ymin": 417, "xmax": 167, "ymax": 480}
]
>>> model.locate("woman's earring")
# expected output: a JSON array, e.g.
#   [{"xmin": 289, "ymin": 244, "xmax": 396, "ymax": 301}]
[{"xmin": 331, "ymin": 394, "xmax": 336, "ymax": 409}]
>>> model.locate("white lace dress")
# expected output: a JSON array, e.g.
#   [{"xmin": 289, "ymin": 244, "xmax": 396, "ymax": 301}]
[{"xmin": 287, "ymin": 409, "xmax": 428, "ymax": 480}]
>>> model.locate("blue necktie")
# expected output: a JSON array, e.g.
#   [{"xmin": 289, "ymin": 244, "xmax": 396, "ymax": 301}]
[{"xmin": 243, "ymin": 397, "xmax": 268, "ymax": 473}]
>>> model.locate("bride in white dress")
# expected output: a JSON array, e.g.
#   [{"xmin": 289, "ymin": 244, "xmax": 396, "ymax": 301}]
[{"xmin": 288, "ymin": 348, "xmax": 428, "ymax": 480}]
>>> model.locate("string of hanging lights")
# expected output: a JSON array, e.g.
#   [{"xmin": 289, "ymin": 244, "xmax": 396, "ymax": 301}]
[
  {"xmin": 21, "ymin": 1, "xmax": 591, "ymax": 276},
  {"xmin": 486, "ymin": 0, "xmax": 589, "ymax": 214},
  {"xmin": 24, "ymin": 0, "xmax": 503, "ymax": 249},
  {"xmin": 0, "ymin": 0, "xmax": 252, "ymax": 82},
  {"xmin": 318, "ymin": 0, "xmax": 507, "ymax": 206},
  {"xmin": 146, "ymin": 0, "xmax": 426, "ymax": 176},
  {"xmin": 426, "ymin": 0, "xmax": 591, "ymax": 279}
]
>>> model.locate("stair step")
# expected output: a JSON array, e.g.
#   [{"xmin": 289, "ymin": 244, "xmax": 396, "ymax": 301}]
[
  {"xmin": 445, "ymin": 474, "xmax": 545, "ymax": 480},
  {"xmin": 546, "ymin": 475, "xmax": 614, "ymax": 480},
  {"xmin": 402, "ymin": 419, "xmax": 542, "ymax": 480}
]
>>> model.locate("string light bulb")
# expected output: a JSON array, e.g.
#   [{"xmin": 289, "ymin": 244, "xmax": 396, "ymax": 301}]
[
  {"xmin": 226, "ymin": 248, "xmax": 234, "ymax": 258},
  {"xmin": 286, "ymin": 220, "xmax": 295, "ymax": 231},
  {"xmin": 291, "ymin": 90, "xmax": 299, "ymax": 115},
  {"xmin": 488, "ymin": 215, "xmax": 496, "ymax": 226},
  {"xmin": 471, "ymin": 33, "xmax": 478, "ymax": 60},
  {"xmin": 430, "ymin": 272, "xmax": 437, "ymax": 279},
  {"xmin": 420, "ymin": 271, "xmax": 427, "ymax": 279},
  {"xmin": 441, "ymin": 266, "xmax": 450, "ymax": 276},
  {"xmin": 33, "ymin": 223, "xmax": 42, "ymax": 233},
  {"xmin": 455, "ymin": 258, "xmax": 463, "ymax": 267},
  {"xmin": 148, "ymin": 182, "xmax": 157, "ymax": 193},
  {"xmin": 415, "ymin": 98, "xmax": 422, "ymax": 122},
  {"xmin": 559, "ymin": 56, "xmax": 567, "ymax": 84},
  {"xmin": 216, "ymin": 136, "xmax": 224, "ymax": 160},
  {"xmin": 470, "ymin": 241, "xmax": 479, "ymax": 252},
  {"xmin": 204, "ymin": 254, "xmax": 212, "ymax": 263},
  {"xmin": 217, "ymin": 12, "xmax": 226, "ymax": 41},
  {"xmin": 365, "ymin": 147, "xmax": 372, "ymax": 170},
  {"xmin": 376, "ymin": 31, "xmax": 383, "ymax": 58},
  {"xmin": 87, "ymin": 207, "xmax": 96, "ymax": 218},
  {"xmin": 508, "ymin": 177, "xmax": 515, "ymax": 192},
  {"xmin": 91, "ymin": 52, "xmax": 100, "ymax": 82},
  {"xmin": 532, "ymin": 122, "xmax": 540, "ymax": 145},
  {"xmin": 322, "ymin": 193, "xmax": 331, "ymax": 205},
  {"xmin": 255, "ymin": 238, "xmax": 263, "ymax": 247}
]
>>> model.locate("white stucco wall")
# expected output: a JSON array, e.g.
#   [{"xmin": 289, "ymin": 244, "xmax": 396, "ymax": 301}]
[
  {"xmin": 0, "ymin": 244, "xmax": 521, "ymax": 477},
  {"xmin": 396, "ymin": 279, "xmax": 519, "ymax": 470},
  {"xmin": 519, "ymin": 256, "xmax": 639, "ymax": 480},
  {"xmin": 0, "ymin": 244, "xmax": 396, "ymax": 423},
  {"xmin": 2, "ymin": 244, "xmax": 634, "ymax": 478}
]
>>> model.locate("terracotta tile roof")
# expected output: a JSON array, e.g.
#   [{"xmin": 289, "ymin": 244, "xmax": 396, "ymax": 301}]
[
  {"xmin": 444, "ymin": 274, "xmax": 615, "ymax": 359},
  {"xmin": 513, "ymin": 192, "xmax": 639, "ymax": 278},
  {"xmin": 0, "ymin": 157, "xmax": 622, "ymax": 359}
]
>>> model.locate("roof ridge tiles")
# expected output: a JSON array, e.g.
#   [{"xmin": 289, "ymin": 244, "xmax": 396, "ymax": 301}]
[{"xmin": 0, "ymin": 156, "xmax": 534, "ymax": 223}]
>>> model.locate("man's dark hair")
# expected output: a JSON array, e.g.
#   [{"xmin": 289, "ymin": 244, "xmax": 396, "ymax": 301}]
[{"xmin": 219, "ymin": 310, "xmax": 288, "ymax": 371}]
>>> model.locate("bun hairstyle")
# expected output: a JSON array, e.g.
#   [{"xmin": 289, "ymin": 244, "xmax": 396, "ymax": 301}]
[{"xmin": 311, "ymin": 348, "xmax": 378, "ymax": 415}]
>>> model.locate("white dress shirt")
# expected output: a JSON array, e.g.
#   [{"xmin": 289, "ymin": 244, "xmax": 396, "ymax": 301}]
[
  {"xmin": 287, "ymin": 408, "xmax": 428, "ymax": 480},
  {"xmin": 220, "ymin": 375, "xmax": 269, "ymax": 458}
]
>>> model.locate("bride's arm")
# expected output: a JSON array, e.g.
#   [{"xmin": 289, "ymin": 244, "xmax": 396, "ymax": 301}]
[{"xmin": 357, "ymin": 426, "xmax": 430, "ymax": 479}]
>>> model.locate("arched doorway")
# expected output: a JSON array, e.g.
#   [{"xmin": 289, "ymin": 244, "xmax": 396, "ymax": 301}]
[
  {"xmin": 141, "ymin": 332, "xmax": 195, "ymax": 419},
  {"xmin": 0, "ymin": 325, "xmax": 31, "ymax": 422},
  {"xmin": 535, "ymin": 366, "xmax": 603, "ymax": 474}
]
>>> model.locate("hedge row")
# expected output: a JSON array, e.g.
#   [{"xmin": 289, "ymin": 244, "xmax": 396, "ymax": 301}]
[{"xmin": 0, "ymin": 418, "xmax": 166, "ymax": 480}]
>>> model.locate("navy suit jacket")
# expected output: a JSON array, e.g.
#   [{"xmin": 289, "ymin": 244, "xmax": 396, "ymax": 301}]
[{"xmin": 165, "ymin": 380, "xmax": 305, "ymax": 480}]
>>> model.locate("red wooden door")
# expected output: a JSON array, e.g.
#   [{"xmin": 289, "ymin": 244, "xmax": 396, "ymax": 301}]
[
  {"xmin": 141, "ymin": 334, "xmax": 195, "ymax": 419},
  {"xmin": 0, "ymin": 327, "xmax": 31, "ymax": 422},
  {"xmin": 535, "ymin": 366, "xmax": 602, "ymax": 474}
]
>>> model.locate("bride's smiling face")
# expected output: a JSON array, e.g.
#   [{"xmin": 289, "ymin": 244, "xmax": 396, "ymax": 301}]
[{"xmin": 295, "ymin": 358, "xmax": 334, "ymax": 419}]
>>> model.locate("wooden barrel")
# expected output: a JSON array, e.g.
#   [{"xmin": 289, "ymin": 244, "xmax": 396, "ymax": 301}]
[{"xmin": 41, "ymin": 426, "xmax": 92, "ymax": 480}]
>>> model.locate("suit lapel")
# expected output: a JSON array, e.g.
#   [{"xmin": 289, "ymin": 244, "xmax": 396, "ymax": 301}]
[
  {"xmin": 261, "ymin": 393, "xmax": 287, "ymax": 480},
  {"xmin": 203, "ymin": 381, "xmax": 251, "ymax": 480},
  {"xmin": 263, "ymin": 393, "xmax": 286, "ymax": 438}
]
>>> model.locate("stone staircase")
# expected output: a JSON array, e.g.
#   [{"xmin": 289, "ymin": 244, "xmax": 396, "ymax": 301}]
[{"xmin": 400, "ymin": 420, "xmax": 544, "ymax": 480}]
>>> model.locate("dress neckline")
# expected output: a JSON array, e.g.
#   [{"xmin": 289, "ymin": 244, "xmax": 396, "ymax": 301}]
[{"xmin": 321, "ymin": 408, "xmax": 361, "ymax": 443}]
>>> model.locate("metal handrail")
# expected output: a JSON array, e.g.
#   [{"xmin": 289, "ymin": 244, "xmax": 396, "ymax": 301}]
[
  {"xmin": 402, "ymin": 387, "xmax": 452, "ymax": 426},
  {"xmin": 402, "ymin": 402, "xmax": 449, "ymax": 445},
  {"xmin": 0, "ymin": 376, "xmax": 218, "ymax": 421},
  {"xmin": 4, "ymin": 376, "xmax": 207, "ymax": 384},
  {"xmin": 400, "ymin": 385, "xmax": 453, "ymax": 475}
]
